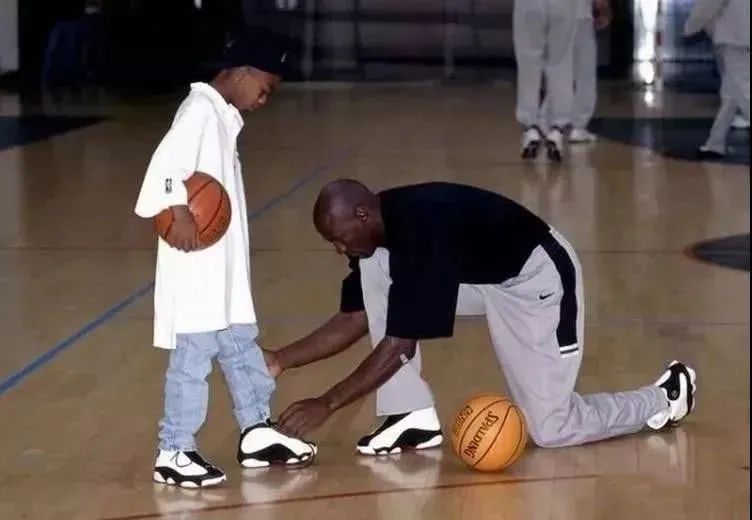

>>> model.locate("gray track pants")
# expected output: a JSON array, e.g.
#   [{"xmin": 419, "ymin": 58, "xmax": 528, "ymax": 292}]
[{"xmin": 359, "ymin": 229, "xmax": 667, "ymax": 448}]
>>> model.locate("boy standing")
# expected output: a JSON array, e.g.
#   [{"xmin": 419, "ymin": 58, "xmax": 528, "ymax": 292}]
[{"xmin": 135, "ymin": 29, "xmax": 315, "ymax": 488}]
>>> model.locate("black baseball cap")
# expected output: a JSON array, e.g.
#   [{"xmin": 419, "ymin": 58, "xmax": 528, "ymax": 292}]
[{"xmin": 219, "ymin": 27, "xmax": 289, "ymax": 77}]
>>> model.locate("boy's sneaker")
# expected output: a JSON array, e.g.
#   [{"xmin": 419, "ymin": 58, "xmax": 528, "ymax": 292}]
[
  {"xmin": 647, "ymin": 360, "xmax": 697, "ymax": 431},
  {"xmin": 356, "ymin": 407, "xmax": 443, "ymax": 456},
  {"xmin": 153, "ymin": 450, "xmax": 226, "ymax": 488},
  {"xmin": 237, "ymin": 420, "xmax": 317, "ymax": 468}
]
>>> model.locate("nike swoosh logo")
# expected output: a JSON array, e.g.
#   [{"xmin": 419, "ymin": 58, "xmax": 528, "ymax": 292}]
[{"xmin": 539, "ymin": 293, "xmax": 554, "ymax": 300}]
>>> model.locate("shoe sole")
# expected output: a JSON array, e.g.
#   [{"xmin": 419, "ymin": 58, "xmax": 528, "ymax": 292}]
[
  {"xmin": 240, "ymin": 453, "xmax": 315, "ymax": 469},
  {"xmin": 153, "ymin": 471, "xmax": 226, "ymax": 488},
  {"xmin": 356, "ymin": 434, "xmax": 443, "ymax": 456},
  {"xmin": 240, "ymin": 443, "xmax": 317, "ymax": 469}
]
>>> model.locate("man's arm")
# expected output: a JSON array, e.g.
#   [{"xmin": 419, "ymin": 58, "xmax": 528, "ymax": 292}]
[
  {"xmin": 321, "ymin": 336, "xmax": 416, "ymax": 411},
  {"xmin": 266, "ymin": 311, "xmax": 369, "ymax": 376},
  {"xmin": 277, "ymin": 336, "xmax": 416, "ymax": 436},
  {"xmin": 593, "ymin": 0, "xmax": 612, "ymax": 30}
]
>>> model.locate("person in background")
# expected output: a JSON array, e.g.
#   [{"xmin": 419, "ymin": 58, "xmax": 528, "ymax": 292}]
[
  {"xmin": 539, "ymin": 0, "xmax": 612, "ymax": 144},
  {"xmin": 513, "ymin": 0, "xmax": 577, "ymax": 162},
  {"xmin": 684, "ymin": 0, "xmax": 750, "ymax": 159}
]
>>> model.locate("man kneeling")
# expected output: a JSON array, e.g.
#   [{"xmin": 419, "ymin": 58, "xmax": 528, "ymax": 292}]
[{"xmin": 266, "ymin": 180, "xmax": 696, "ymax": 453}]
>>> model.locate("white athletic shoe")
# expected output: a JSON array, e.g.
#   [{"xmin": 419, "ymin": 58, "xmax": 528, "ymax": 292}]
[
  {"xmin": 356, "ymin": 407, "xmax": 443, "ymax": 456},
  {"xmin": 647, "ymin": 361, "xmax": 697, "ymax": 431},
  {"xmin": 237, "ymin": 420, "xmax": 317, "ymax": 468},
  {"xmin": 153, "ymin": 450, "xmax": 226, "ymax": 488},
  {"xmin": 568, "ymin": 128, "xmax": 597, "ymax": 143},
  {"xmin": 731, "ymin": 114, "xmax": 750, "ymax": 129}
]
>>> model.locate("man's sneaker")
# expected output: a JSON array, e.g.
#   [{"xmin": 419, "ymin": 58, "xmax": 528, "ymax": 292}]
[
  {"xmin": 647, "ymin": 360, "xmax": 697, "ymax": 431},
  {"xmin": 356, "ymin": 407, "xmax": 443, "ymax": 456},
  {"xmin": 237, "ymin": 420, "xmax": 317, "ymax": 468},
  {"xmin": 521, "ymin": 126, "xmax": 543, "ymax": 159},
  {"xmin": 545, "ymin": 127, "xmax": 565, "ymax": 162},
  {"xmin": 153, "ymin": 450, "xmax": 226, "ymax": 488}
]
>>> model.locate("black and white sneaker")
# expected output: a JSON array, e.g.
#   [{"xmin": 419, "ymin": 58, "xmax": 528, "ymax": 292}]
[
  {"xmin": 237, "ymin": 420, "xmax": 317, "ymax": 468},
  {"xmin": 153, "ymin": 450, "xmax": 226, "ymax": 488},
  {"xmin": 647, "ymin": 360, "xmax": 697, "ymax": 431},
  {"xmin": 356, "ymin": 407, "xmax": 443, "ymax": 456}
]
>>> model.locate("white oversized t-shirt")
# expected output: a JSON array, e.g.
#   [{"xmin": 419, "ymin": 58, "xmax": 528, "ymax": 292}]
[
  {"xmin": 134, "ymin": 83, "xmax": 256, "ymax": 349},
  {"xmin": 577, "ymin": 0, "xmax": 594, "ymax": 20}
]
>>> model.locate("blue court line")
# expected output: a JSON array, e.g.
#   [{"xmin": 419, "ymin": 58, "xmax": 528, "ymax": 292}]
[{"xmin": 0, "ymin": 149, "xmax": 352, "ymax": 397}]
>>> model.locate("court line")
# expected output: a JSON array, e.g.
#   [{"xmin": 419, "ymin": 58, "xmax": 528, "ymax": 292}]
[
  {"xmin": 0, "ymin": 148, "xmax": 352, "ymax": 397},
  {"xmin": 99, "ymin": 473, "xmax": 600, "ymax": 520},
  {"xmin": 253, "ymin": 314, "xmax": 750, "ymax": 327},
  {"xmin": 0, "ymin": 246, "xmax": 695, "ymax": 254}
]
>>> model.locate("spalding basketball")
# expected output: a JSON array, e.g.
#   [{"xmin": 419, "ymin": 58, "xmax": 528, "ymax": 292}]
[
  {"xmin": 154, "ymin": 172, "xmax": 231, "ymax": 249},
  {"xmin": 450, "ymin": 393, "xmax": 527, "ymax": 472}
]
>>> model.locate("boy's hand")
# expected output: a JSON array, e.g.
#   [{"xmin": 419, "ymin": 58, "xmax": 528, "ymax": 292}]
[
  {"xmin": 263, "ymin": 349, "xmax": 283, "ymax": 378},
  {"xmin": 165, "ymin": 205, "xmax": 199, "ymax": 252}
]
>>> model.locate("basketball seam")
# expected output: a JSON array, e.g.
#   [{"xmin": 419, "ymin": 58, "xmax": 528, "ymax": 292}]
[
  {"xmin": 498, "ymin": 406, "xmax": 525, "ymax": 469},
  {"xmin": 457, "ymin": 398, "xmax": 507, "ymax": 456},
  {"xmin": 473, "ymin": 405, "xmax": 513, "ymax": 468},
  {"xmin": 188, "ymin": 178, "xmax": 214, "ymax": 205},
  {"xmin": 188, "ymin": 179, "xmax": 219, "ymax": 235},
  {"xmin": 199, "ymin": 188, "xmax": 227, "ymax": 237}
]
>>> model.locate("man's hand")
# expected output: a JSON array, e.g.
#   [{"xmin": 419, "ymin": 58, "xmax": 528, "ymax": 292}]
[
  {"xmin": 594, "ymin": 0, "xmax": 612, "ymax": 31},
  {"xmin": 278, "ymin": 398, "xmax": 333, "ymax": 437},
  {"xmin": 165, "ymin": 205, "xmax": 199, "ymax": 252},
  {"xmin": 263, "ymin": 349, "xmax": 283, "ymax": 378},
  {"xmin": 275, "ymin": 336, "xmax": 416, "ymax": 436}
]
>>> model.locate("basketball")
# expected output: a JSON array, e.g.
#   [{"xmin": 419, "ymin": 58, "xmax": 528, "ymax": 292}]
[
  {"xmin": 450, "ymin": 394, "xmax": 527, "ymax": 472},
  {"xmin": 154, "ymin": 172, "xmax": 232, "ymax": 249}
]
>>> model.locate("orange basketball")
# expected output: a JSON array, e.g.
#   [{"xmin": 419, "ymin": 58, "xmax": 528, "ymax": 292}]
[
  {"xmin": 450, "ymin": 394, "xmax": 527, "ymax": 472},
  {"xmin": 154, "ymin": 172, "xmax": 231, "ymax": 249}
]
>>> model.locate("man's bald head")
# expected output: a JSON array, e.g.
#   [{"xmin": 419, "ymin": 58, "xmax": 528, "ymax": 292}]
[
  {"xmin": 313, "ymin": 179, "xmax": 376, "ymax": 227},
  {"xmin": 312, "ymin": 179, "xmax": 384, "ymax": 258}
]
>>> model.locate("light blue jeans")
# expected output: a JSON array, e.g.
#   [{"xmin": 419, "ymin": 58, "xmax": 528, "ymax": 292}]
[{"xmin": 158, "ymin": 324, "xmax": 275, "ymax": 451}]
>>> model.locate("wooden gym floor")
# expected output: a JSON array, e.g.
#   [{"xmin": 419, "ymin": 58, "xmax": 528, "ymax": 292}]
[{"xmin": 0, "ymin": 81, "xmax": 748, "ymax": 520}]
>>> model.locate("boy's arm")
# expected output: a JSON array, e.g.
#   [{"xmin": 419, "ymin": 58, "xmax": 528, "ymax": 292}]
[
  {"xmin": 134, "ymin": 100, "xmax": 211, "ymax": 219},
  {"xmin": 265, "ymin": 311, "xmax": 369, "ymax": 377}
]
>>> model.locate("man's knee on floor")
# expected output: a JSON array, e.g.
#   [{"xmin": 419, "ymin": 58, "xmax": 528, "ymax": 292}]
[{"xmin": 525, "ymin": 412, "xmax": 578, "ymax": 448}]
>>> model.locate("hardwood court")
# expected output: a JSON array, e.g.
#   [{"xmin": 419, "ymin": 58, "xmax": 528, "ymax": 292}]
[{"xmin": 0, "ymin": 82, "xmax": 748, "ymax": 520}]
